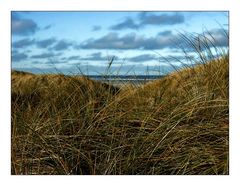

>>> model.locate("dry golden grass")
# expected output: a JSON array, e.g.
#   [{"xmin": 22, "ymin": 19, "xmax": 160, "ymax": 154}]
[
  {"xmin": 11, "ymin": 56, "xmax": 228, "ymax": 175},
  {"xmin": 11, "ymin": 32, "xmax": 229, "ymax": 175},
  {"xmin": 110, "ymin": 56, "xmax": 229, "ymax": 174}
]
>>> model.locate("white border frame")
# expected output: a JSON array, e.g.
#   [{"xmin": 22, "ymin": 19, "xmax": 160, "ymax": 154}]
[{"xmin": 1, "ymin": 0, "xmax": 240, "ymax": 185}]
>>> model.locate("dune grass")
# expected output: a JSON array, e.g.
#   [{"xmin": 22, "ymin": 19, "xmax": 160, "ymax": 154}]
[{"xmin": 11, "ymin": 31, "xmax": 229, "ymax": 175}]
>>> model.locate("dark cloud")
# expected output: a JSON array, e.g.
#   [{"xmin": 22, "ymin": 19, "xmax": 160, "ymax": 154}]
[
  {"xmin": 127, "ymin": 54, "xmax": 157, "ymax": 62},
  {"xmin": 36, "ymin": 38, "xmax": 56, "ymax": 48},
  {"xmin": 67, "ymin": 56, "xmax": 81, "ymax": 61},
  {"xmin": 139, "ymin": 12, "xmax": 185, "ymax": 26},
  {"xmin": 68, "ymin": 52, "xmax": 116, "ymax": 61},
  {"xmin": 12, "ymin": 37, "xmax": 73, "ymax": 52},
  {"xmin": 203, "ymin": 28, "xmax": 228, "ymax": 47},
  {"xmin": 12, "ymin": 13, "xmax": 39, "ymax": 36},
  {"xmin": 82, "ymin": 52, "xmax": 108, "ymax": 61},
  {"xmin": 45, "ymin": 59, "xmax": 67, "ymax": 64},
  {"xmin": 12, "ymin": 37, "xmax": 62, "ymax": 49},
  {"xmin": 31, "ymin": 52, "xmax": 61, "ymax": 59},
  {"xmin": 79, "ymin": 32, "xmax": 177, "ymax": 50},
  {"xmin": 52, "ymin": 40, "xmax": 72, "ymax": 51},
  {"xmin": 12, "ymin": 52, "xmax": 28, "ymax": 62},
  {"xmin": 80, "ymin": 32, "xmax": 140, "ymax": 50},
  {"xmin": 92, "ymin": 25, "xmax": 102, "ymax": 31},
  {"xmin": 43, "ymin": 24, "xmax": 52, "ymax": 30},
  {"xmin": 110, "ymin": 17, "xmax": 139, "ymax": 30},
  {"xmin": 157, "ymin": 30, "xmax": 173, "ymax": 36},
  {"xmin": 126, "ymin": 54, "xmax": 194, "ymax": 63},
  {"xmin": 79, "ymin": 27, "xmax": 228, "ymax": 51},
  {"xmin": 66, "ymin": 52, "xmax": 117, "ymax": 62},
  {"xmin": 68, "ymin": 53, "xmax": 160, "ymax": 63},
  {"xmin": 109, "ymin": 13, "xmax": 185, "ymax": 31},
  {"xmin": 158, "ymin": 55, "xmax": 195, "ymax": 63},
  {"xmin": 175, "ymin": 28, "xmax": 229, "ymax": 52},
  {"xmin": 12, "ymin": 39, "xmax": 35, "ymax": 48}
]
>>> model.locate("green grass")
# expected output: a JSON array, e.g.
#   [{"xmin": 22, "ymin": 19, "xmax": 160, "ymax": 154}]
[{"xmin": 11, "ymin": 31, "xmax": 229, "ymax": 175}]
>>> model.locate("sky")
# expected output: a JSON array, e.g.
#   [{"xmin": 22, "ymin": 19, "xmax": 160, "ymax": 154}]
[{"xmin": 11, "ymin": 11, "xmax": 228, "ymax": 75}]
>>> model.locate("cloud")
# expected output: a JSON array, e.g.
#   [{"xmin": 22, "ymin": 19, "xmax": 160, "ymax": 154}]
[
  {"xmin": 31, "ymin": 52, "xmax": 61, "ymax": 59},
  {"xmin": 158, "ymin": 55, "xmax": 195, "ymax": 63},
  {"xmin": 157, "ymin": 30, "xmax": 173, "ymax": 36},
  {"xmin": 12, "ymin": 52, "xmax": 28, "ymax": 62},
  {"xmin": 12, "ymin": 38, "xmax": 35, "ymax": 48},
  {"xmin": 92, "ymin": 25, "xmax": 102, "ymax": 31},
  {"xmin": 45, "ymin": 59, "xmax": 68, "ymax": 64},
  {"xmin": 110, "ymin": 17, "xmax": 139, "ymax": 30},
  {"xmin": 12, "ymin": 13, "xmax": 39, "ymax": 36},
  {"xmin": 176, "ymin": 28, "xmax": 229, "ymax": 52},
  {"xmin": 79, "ymin": 27, "xmax": 228, "ymax": 51},
  {"xmin": 126, "ymin": 54, "xmax": 194, "ymax": 63},
  {"xmin": 67, "ymin": 52, "xmax": 116, "ymax": 61},
  {"xmin": 36, "ymin": 38, "xmax": 56, "ymax": 48},
  {"xmin": 203, "ymin": 28, "xmax": 228, "ymax": 47},
  {"xmin": 79, "ymin": 32, "xmax": 178, "ymax": 50},
  {"xmin": 127, "ymin": 54, "xmax": 157, "ymax": 62},
  {"xmin": 52, "ymin": 40, "xmax": 72, "ymax": 51},
  {"xmin": 43, "ymin": 24, "xmax": 52, "ymax": 30},
  {"xmin": 67, "ymin": 52, "xmax": 180, "ymax": 64},
  {"xmin": 68, "ymin": 56, "xmax": 81, "ymax": 61},
  {"xmin": 109, "ymin": 13, "xmax": 185, "ymax": 31},
  {"xmin": 139, "ymin": 12, "xmax": 185, "ymax": 26},
  {"xmin": 80, "ymin": 32, "xmax": 140, "ymax": 50},
  {"xmin": 12, "ymin": 37, "xmax": 65, "ymax": 50},
  {"xmin": 82, "ymin": 52, "xmax": 109, "ymax": 61}
]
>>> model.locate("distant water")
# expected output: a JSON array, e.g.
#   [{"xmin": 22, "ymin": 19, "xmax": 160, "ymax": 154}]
[{"xmin": 87, "ymin": 75, "xmax": 164, "ymax": 86}]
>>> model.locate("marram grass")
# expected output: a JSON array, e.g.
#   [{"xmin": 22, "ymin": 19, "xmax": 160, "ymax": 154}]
[{"xmin": 11, "ymin": 33, "xmax": 229, "ymax": 175}]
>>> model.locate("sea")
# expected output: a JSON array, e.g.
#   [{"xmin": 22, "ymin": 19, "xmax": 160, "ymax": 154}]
[{"xmin": 87, "ymin": 75, "xmax": 164, "ymax": 86}]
